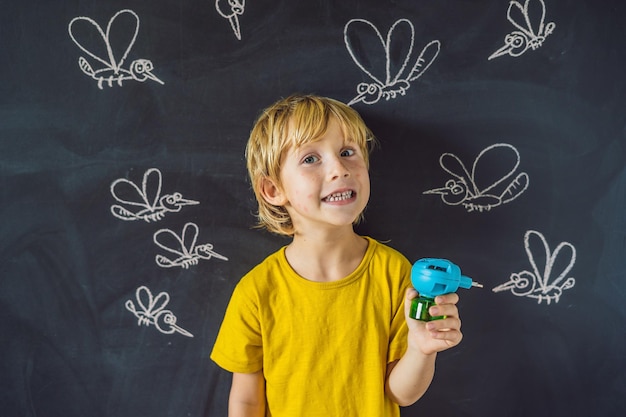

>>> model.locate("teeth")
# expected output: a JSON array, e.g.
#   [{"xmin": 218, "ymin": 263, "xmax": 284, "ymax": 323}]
[{"xmin": 325, "ymin": 191, "xmax": 353, "ymax": 202}]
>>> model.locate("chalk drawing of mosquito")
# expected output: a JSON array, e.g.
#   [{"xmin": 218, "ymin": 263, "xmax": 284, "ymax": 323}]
[
  {"xmin": 488, "ymin": 0, "xmax": 555, "ymax": 60},
  {"xmin": 423, "ymin": 143, "xmax": 529, "ymax": 213},
  {"xmin": 153, "ymin": 222, "xmax": 228, "ymax": 269},
  {"xmin": 68, "ymin": 9, "xmax": 164, "ymax": 89},
  {"xmin": 125, "ymin": 285, "xmax": 193, "ymax": 337},
  {"xmin": 215, "ymin": 0, "xmax": 245, "ymax": 40},
  {"xmin": 110, "ymin": 168, "xmax": 199, "ymax": 222},
  {"xmin": 344, "ymin": 18, "xmax": 440, "ymax": 106},
  {"xmin": 493, "ymin": 230, "xmax": 576, "ymax": 304}
]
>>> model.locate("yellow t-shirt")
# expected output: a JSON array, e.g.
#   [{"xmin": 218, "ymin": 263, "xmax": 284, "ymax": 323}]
[{"xmin": 211, "ymin": 236, "xmax": 412, "ymax": 416}]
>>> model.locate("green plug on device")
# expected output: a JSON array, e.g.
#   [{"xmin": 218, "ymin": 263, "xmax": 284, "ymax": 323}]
[{"xmin": 409, "ymin": 258, "xmax": 483, "ymax": 321}]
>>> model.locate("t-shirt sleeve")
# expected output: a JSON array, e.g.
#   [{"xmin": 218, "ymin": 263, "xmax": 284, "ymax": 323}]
[
  {"xmin": 386, "ymin": 253, "xmax": 412, "ymax": 363},
  {"xmin": 387, "ymin": 296, "xmax": 409, "ymax": 363},
  {"xmin": 210, "ymin": 281, "xmax": 264, "ymax": 374}
]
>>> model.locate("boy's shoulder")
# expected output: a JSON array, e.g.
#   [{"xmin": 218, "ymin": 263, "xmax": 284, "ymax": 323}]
[
  {"xmin": 366, "ymin": 236, "xmax": 411, "ymax": 264},
  {"xmin": 247, "ymin": 245, "xmax": 285, "ymax": 270},
  {"xmin": 236, "ymin": 246, "xmax": 287, "ymax": 289}
]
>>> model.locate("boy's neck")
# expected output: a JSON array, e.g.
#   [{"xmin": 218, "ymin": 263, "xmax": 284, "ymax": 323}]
[{"xmin": 284, "ymin": 228, "xmax": 368, "ymax": 283}]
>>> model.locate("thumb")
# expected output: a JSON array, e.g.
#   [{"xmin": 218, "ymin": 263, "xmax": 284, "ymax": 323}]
[{"xmin": 404, "ymin": 287, "xmax": 419, "ymax": 318}]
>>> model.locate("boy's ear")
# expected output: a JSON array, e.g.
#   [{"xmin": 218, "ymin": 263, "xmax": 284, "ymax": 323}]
[{"xmin": 259, "ymin": 177, "xmax": 287, "ymax": 206}]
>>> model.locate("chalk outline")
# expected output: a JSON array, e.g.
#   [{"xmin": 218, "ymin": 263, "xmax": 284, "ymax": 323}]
[
  {"xmin": 125, "ymin": 285, "xmax": 194, "ymax": 337},
  {"xmin": 110, "ymin": 168, "xmax": 199, "ymax": 222},
  {"xmin": 423, "ymin": 143, "xmax": 529, "ymax": 212},
  {"xmin": 68, "ymin": 9, "xmax": 164, "ymax": 88},
  {"xmin": 153, "ymin": 222, "xmax": 228, "ymax": 269},
  {"xmin": 488, "ymin": 0, "xmax": 555, "ymax": 60},
  {"xmin": 215, "ymin": 0, "xmax": 246, "ymax": 40},
  {"xmin": 344, "ymin": 18, "xmax": 440, "ymax": 105},
  {"xmin": 492, "ymin": 230, "xmax": 576, "ymax": 304}
]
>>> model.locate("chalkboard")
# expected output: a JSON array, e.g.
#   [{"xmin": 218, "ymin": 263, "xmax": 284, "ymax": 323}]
[{"xmin": 1, "ymin": 1, "xmax": 624, "ymax": 416}]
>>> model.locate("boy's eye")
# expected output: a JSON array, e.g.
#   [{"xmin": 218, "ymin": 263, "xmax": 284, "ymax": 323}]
[
  {"xmin": 341, "ymin": 148, "xmax": 355, "ymax": 157},
  {"xmin": 302, "ymin": 155, "xmax": 319, "ymax": 164}
]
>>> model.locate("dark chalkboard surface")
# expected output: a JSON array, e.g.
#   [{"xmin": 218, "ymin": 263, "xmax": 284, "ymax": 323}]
[{"xmin": 1, "ymin": 1, "xmax": 625, "ymax": 416}]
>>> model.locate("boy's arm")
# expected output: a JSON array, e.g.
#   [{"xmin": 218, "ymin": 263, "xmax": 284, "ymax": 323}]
[
  {"xmin": 229, "ymin": 371, "xmax": 266, "ymax": 417},
  {"xmin": 385, "ymin": 289, "xmax": 463, "ymax": 406}
]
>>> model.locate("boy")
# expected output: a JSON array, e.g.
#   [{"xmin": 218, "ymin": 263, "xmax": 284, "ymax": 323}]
[{"xmin": 211, "ymin": 94, "xmax": 463, "ymax": 416}]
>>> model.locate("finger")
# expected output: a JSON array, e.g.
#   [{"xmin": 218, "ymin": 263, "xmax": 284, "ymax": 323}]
[
  {"xmin": 406, "ymin": 287, "xmax": 418, "ymax": 300},
  {"xmin": 426, "ymin": 319, "xmax": 463, "ymax": 341},
  {"xmin": 428, "ymin": 304, "xmax": 459, "ymax": 319},
  {"xmin": 434, "ymin": 292, "xmax": 459, "ymax": 305},
  {"xmin": 426, "ymin": 316, "xmax": 462, "ymax": 333},
  {"xmin": 430, "ymin": 328, "xmax": 464, "ymax": 346}
]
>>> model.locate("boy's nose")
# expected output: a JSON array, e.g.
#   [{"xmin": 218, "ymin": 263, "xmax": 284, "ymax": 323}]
[{"xmin": 328, "ymin": 157, "xmax": 350, "ymax": 180}]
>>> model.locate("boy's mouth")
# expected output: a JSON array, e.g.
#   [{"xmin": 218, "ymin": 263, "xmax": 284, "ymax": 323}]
[{"xmin": 323, "ymin": 190, "xmax": 354, "ymax": 202}]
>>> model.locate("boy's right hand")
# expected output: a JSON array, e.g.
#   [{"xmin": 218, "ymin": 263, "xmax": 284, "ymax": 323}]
[{"xmin": 403, "ymin": 288, "xmax": 463, "ymax": 356}]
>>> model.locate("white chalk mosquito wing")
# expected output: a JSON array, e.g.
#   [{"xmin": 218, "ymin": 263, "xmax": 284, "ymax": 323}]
[
  {"xmin": 344, "ymin": 18, "xmax": 440, "ymax": 105},
  {"xmin": 424, "ymin": 143, "xmax": 529, "ymax": 212},
  {"xmin": 493, "ymin": 230, "xmax": 576, "ymax": 304}
]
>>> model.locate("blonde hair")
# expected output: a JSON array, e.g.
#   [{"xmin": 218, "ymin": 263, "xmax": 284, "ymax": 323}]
[{"xmin": 245, "ymin": 94, "xmax": 376, "ymax": 236}]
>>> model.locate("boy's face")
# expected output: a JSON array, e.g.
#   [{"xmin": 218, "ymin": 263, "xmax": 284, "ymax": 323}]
[{"xmin": 269, "ymin": 116, "xmax": 370, "ymax": 234}]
